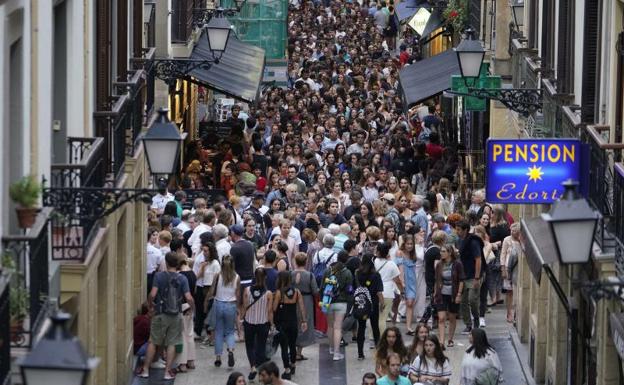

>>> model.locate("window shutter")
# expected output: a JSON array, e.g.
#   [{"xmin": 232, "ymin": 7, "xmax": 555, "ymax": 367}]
[
  {"xmin": 581, "ymin": 0, "xmax": 600, "ymax": 123},
  {"xmin": 96, "ymin": 0, "xmax": 112, "ymax": 137},
  {"xmin": 117, "ymin": 0, "xmax": 128, "ymax": 80},
  {"xmin": 557, "ymin": 0, "xmax": 573, "ymax": 94}
]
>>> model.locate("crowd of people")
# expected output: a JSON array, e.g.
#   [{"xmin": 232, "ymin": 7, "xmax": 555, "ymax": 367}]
[{"xmin": 133, "ymin": 0, "xmax": 521, "ymax": 384}]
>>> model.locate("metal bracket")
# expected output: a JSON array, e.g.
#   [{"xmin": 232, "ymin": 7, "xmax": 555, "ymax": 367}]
[
  {"xmin": 445, "ymin": 87, "xmax": 543, "ymax": 116},
  {"xmin": 152, "ymin": 58, "xmax": 218, "ymax": 86},
  {"xmin": 192, "ymin": 7, "xmax": 241, "ymax": 28},
  {"xmin": 578, "ymin": 277, "xmax": 624, "ymax": 303},
  {"xmin": 42, "ymin": 187, "xmax": 158, "ymax": 221}
]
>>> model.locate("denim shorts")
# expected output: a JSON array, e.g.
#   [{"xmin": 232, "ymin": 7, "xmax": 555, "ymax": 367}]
[{"xmin": 327, "ymin": 302, "xmax": 348, "ymax": 314}]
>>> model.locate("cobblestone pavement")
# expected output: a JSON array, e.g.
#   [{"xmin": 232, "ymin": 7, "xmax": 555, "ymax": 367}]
[{"xmin": 132, "ymin": 304, "xmax": 526, "ymax": 385}]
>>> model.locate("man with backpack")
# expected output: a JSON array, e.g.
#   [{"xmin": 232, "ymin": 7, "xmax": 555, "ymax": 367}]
[
  {"xmin": 382, "ymin": 193, "xmax": 402, "ymax": 235},
  {"xmin": 320, "ymin": 252, "xmax": 353, "ymax": 362},
  {"xmin": 138, "ymin": 252, "xmax": 195, "ymax": 380},
  {"xmin": 312, "ymin": 234, "xmax": 339, "ymax": 287}
]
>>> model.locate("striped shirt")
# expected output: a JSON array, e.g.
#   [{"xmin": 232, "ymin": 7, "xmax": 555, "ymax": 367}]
[
  {"xmin": 244, "ymin": 287, "xmax": 270, "ymax": 325},
  {"xmin": 408, "ymin": 355, "xmax": 452, "ymax": 380}
]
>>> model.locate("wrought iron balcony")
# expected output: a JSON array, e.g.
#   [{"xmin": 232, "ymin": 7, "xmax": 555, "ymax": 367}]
[
  {"xmin": 46, "ymin": 138, "xmax": 106, "ymax": 261},
  {"xmin": 582, "ymin": 125, "xmax": 624, "ymax": 253},
  {"xmin": 94, "ymin": 68, "xmax": 146, "ymax": 180},
  {"xmin": 1, "ymin": 208, "xmax": 55, "ymax": 349},
  {"xmin": 614, "ymin": 165, "xmax": 624, "ymax": 276},
  {"xmin": 0, "ymin": 272, "xmax": 10, "ymax": 385}
]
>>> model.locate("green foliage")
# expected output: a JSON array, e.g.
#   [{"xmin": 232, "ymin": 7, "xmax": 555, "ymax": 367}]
[
  {"xmin": 10, "ymin": 280, "xmax": 29, "ymax": 321},
  {"xmin": 443, "ymin": 0, "xmax": 468, "ymax": 34},
  {"xmin": 9, "ymin": 175, "xmax": 41, "ymax": 208}
]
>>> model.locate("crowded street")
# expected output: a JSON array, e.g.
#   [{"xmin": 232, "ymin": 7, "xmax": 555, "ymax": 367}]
[{"xmin": 3, "ymin": 0, "xmax": 623, "ymax": 385}]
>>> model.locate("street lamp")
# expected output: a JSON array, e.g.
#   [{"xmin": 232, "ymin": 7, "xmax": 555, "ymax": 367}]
[
  {"xmin": 447, "ymin": 25, "xmax": 543, "ymax": 116},
  {"xmin": 141, "ymin": 108, "xmax": 182, "ymax": 176},
  {"xmin": 454, "ymin": 27, "xmax": 485, "ymax": 83},
  {"xmin": 541, "ymin": 180, "xmax": 600, "ymax": 265},
  {"xmin": 19, "ymin": 312, "xmax": 99, "ymax": 385},
  {"xmin": 510, "ymin": 0, "xmax": 525, "ymax": 29},
  {"xmin": 205, "ymin": 15, "xmax": 232, "ymax": 57}
]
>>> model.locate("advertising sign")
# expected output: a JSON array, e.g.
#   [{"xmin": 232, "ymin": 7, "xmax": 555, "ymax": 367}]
[
  {"xmin": 408, "ymin": 8, "xmax": 431, "ymax": 35},
  {"xmin": 486, "ymin": 139, "xmax": 584, "ymax": 204}
]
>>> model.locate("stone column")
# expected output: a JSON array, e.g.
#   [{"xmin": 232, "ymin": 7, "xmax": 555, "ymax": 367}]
[{"xmin": 493, "ymin": 0, "xmax": 512, "ymax": 77}]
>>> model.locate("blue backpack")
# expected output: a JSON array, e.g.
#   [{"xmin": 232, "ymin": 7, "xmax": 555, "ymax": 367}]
[{"xmin": 312, "ymin": 251, "xmax": 336, "ymax": 287}]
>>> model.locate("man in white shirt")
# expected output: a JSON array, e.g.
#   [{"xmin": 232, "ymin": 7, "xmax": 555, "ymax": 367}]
[
  {"xmin": 313, "ymin": 234, "xmax": 339, "ymax": 268},
  {"xmin": 151, "ymin": 179, "xmax": 174, "ymax": 215},
  {"xmin": 146, "ymin": 229, "xmax": 162, "ymax": 294},
  {"xmin": 188, "ymin": 210, "xmax": 216, "ymax": 258},
  {"xmin": 175, "ymin": 210, "xmax": 192, "ymax": 233},
  {"xmin": 213, "ymin": 224, "xmax": 231, "ymax": 262},
  {"xmin": 321, "ymin": 127, "xmax": 345, "ymax": 153}
]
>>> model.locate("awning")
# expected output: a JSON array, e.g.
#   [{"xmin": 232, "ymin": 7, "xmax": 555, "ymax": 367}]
[
  {"xmin": 520, "ymin": 217, "xmax": 559, "ymax": 284},
  {"xmin": 395, "ymin": 0, "xmax": 423, "ymax": 23},
  {"xmin": 399, "ymin": 49, "xmax": 460, "ymax": 108},
  {"xmin": 610, "ymin": 312, "xmax": 624, "ymax": 360},
  {"xmin": 188, "ymin": 31, "xmax": 266, "ymax": 103},
  {"xmin": 420, "ymin": 9, "xmax": 445, "ymax": 39}
]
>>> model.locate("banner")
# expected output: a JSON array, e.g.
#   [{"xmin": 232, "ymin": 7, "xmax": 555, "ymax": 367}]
[{"xmin": 486, "ymin": 139, "xmax": 584, "ymax": 204}]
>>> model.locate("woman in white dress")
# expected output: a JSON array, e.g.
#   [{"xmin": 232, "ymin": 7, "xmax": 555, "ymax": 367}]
[{"xmin": 413, "ymin": 227, "xmax": 427, "ymax": 322}]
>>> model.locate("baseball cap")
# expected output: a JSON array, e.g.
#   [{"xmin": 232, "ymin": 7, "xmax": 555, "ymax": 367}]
[
  {"xmin": 382, "ymin": 193, "xmax": 395, "ymax": 202},
  {"xmin": 229, "ymin": 224, "xmax": 244, "ymax": 236}
]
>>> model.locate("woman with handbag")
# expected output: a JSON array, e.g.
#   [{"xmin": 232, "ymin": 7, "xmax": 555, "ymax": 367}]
[
  {"xmin": 273, "ymin": 271, "xmax": 308, "ymax": 380},
  {"xmin": 434, "ymin": 245, "xmax": 464, "ymax": 348},
  {"xmin": 291, "ymin": 252, "xmax": 319, "ymax": 361},
  {"xmin": 500, "ymin": 223, "xmax": 521, "ymax": 323},
  {"xmin": 242, "ymin": 268, "xmax": 273, "ymax": 381},
  {"xmin": 208, "ymin": 255, "xmax": 240, "ymax": 368},
  {"xmin": 459, "ymin": 328, "xmax": 502, "ymax": 385}
]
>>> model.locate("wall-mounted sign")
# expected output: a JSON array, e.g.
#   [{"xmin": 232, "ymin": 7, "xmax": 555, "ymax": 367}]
[
  {"xmin": 486, "ymin": 139, "xmax": 585, "ymax": 204},
  {"xmin": 408, "ymin": 8, "xmax": 431, "ymax": 36}
]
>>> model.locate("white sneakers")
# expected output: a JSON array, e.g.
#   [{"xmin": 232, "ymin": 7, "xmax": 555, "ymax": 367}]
[
  {"xmin": 333, "ymin": 352, "xmax": 345, "ymax": 361},
  {"xmin": 479, "ymin": 317, "xmax": 486, "ymax": 328}
]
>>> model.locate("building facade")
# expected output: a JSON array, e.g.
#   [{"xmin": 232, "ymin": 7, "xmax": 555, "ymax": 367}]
[{"xmin": 487, "ymin": 0, "xmax": 624, "ymax": 384}]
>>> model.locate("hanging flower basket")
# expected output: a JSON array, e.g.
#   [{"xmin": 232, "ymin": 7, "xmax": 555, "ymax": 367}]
[{"xmin": 443, "ymin": 0, "xmax": 468, "ymax": 34}]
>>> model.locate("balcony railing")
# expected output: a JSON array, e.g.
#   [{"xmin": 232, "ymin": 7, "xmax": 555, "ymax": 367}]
[
  {"xmin": 582, "ymin": 125, "xmax": 624, "ymax": 252},
  {"xmin": 94, "ymin": 68, "xmax": 146, "ymax": 180},
  {"xmin": 2, "ymin": 208, "xmax": 54, "ymax": 348},
  {"xmin": 614, "ymin": 165, "xmax": 624, "ymax": 276},
  {"xmin": 0, "ymin": 273, "xmax": 10, "ymax": 385},
  {"xmin": 46, "ymin": 138, "xmax": 106, "ymax": 261},
  {"xmin": 130, "ymin": 48, "xmax": 156, "ymax": 126}
]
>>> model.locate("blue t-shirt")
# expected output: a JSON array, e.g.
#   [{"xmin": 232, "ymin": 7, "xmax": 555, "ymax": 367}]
[
  {"xmin": 376, "ymin": 375, "xmax": 411, "ymax": 385},
  {"xmin": 264, "ymin": 267, "xmax": 279, "ymax": 292},
  {"xmin": 153, "ymin": 271, "xmax": 190, "ymax": 314}
]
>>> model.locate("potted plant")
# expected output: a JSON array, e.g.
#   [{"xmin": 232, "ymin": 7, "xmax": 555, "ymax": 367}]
[
  {"xmin": 443, "ymin": 0, "xmax": 468, "ymax": 40},
  {"xmin": 9, "ymin": 175, "xmax": 41, "ymax": 228},
  {"xmin": 10, "ymin": 282, "xmax": 29, "ymax": 343}
]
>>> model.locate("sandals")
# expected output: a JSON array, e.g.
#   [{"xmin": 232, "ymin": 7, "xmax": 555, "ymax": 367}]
[{"xmin": 447, "ymin": 340, "xmax": 455, "ymax": 347}]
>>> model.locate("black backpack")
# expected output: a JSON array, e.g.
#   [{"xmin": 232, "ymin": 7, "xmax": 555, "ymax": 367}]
[
  {"xmin": 351, "ymin": 276, "xmax": 373, "ymax": 320},
  {"xmin": 158, "ymin": 272, "xmax": 182, "ymax": 315}
]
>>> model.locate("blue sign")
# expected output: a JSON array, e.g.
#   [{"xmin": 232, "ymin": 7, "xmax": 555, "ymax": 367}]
[{"xmin": 486, "ymin": 139, "xmax": 584, "ymax": 204}]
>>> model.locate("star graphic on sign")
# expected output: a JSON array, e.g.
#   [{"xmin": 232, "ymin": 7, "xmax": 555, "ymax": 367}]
[{"xmin": 526, "ymin": 165, "xmax": 544, "ymax": 183}]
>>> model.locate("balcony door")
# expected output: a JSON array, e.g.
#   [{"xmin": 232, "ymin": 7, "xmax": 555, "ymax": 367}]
[{"xmin": 52, "ymin": 0, "xmax": 68, "ymax": 164}]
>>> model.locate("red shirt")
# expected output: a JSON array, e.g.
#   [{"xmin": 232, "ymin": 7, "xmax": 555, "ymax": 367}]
[
  {"xmin": 399, "ymin": 51, "xmax": 410, "ymax": 66},
  {"xmin": 426, "ymin": 143, "xmax": 444, "ymax": 161},
  {"xmin": 133, "ymin": 314, "xmax": 150, "ymax": 354}
]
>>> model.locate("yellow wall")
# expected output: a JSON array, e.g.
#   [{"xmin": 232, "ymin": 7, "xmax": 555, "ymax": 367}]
[{"xmin": 60, "ymin": 147, "xmax": 148, "ymax": 385}]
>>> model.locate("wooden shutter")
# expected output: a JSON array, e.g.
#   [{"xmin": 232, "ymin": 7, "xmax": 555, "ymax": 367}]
[
  {"xmin": 117, "ymin": 0, "xmax": 128, "ymax": 80},
  {"xmin": 581, "ymin": 0, "xmax": 600, "ymax": 123},
  {"xmin": 133, "ymin": 0, "xmax": 142, "ymax": 58},
  {"xmin": 96, "ymin": 0, "xmax": 111, "ymax": 134},
  {"xmin": 557, "ymin": 0, "xmax": 573, "ymax": 94},
  {"xmin": 615, "ymin": 32, "xmax": 624, "ymax": 143}
]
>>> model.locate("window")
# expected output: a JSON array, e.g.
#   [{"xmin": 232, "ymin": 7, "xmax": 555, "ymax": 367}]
[
  {"xmin": 581, "ymin": 0, "xmax": 601, "ymax": 123},
  {"xmin": 556, "ymin": 0, "xmax": 575, "ymax": 94}
]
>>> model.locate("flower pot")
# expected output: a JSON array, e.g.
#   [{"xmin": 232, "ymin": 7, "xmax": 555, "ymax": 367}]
[{"xmin": 15, "ymin": 207, "xmax": 39, "ymax": 228}]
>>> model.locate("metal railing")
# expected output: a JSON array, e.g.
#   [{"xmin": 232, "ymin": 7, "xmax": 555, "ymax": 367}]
[
  {"xmin": 46, "ymin": 138, "xmax": 106, "ymax": 261},
  {"xmin": 614, "ymin": 163, "xmax": 624, "ymax": 257},
  {"xmin": 2, "ymin": 208, "xmax": 54, "ymax": 348},
  {"xmin": 94, "ymin": 69, "xmax": 145, "ymax": 180},
  {"xmin": 0, "ymin": 273, "xmax": 10, "ymax": 385},
  {"xmin": 583, "ymin": 125, "xmax": 624, "ymax": 252},
  {"xmin": 131, "ymin": 48, "xmax": 156, "ymax": 126}
]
